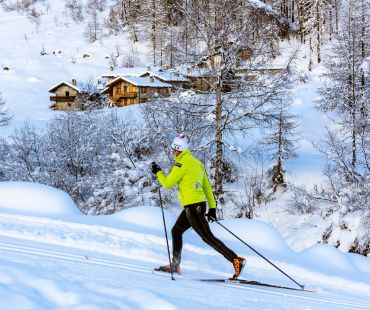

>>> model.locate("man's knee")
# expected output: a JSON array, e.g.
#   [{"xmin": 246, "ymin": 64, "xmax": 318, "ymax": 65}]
[{"xmin": 172, "ymin": 226, "xmax": 182, "ymax": 238}]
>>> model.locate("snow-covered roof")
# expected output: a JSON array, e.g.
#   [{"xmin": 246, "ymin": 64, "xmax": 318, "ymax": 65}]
[
  {"xmin": 106, "ymin": 76, "xmax": 172, "ymax": 88},
  {"xmin": 140, "ymin": 70, "xmax": 188, "ymax": 82},
  {"xmin": 101, "ymin": 67, "xmax": 188, "ymax": 82},
  {"xmin": 48, "ymin": 81, "xmax": 81, "ymax": 93}
]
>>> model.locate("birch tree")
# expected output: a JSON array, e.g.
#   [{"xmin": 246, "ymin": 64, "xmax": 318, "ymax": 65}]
[{"xmin": 142, "ymin": 0, "xmax": 294, "ymax": 204}]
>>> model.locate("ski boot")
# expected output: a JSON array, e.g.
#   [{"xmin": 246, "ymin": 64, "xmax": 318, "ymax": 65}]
[
  {"xmin": 155, "ymin": 263, "xmax": 181, "ymax": 274},
  {"xmin": 232, "ymin": 256, "xmax": 246, "ymax": 279}
]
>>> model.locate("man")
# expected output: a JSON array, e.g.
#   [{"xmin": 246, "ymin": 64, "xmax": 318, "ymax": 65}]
[{"xmin": 152, "ymin": 134, "xmax": 245, "ymax": 279}]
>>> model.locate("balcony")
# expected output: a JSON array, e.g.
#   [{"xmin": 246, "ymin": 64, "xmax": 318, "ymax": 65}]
[
  {"xmin": 112, "ymin": 91, "xmax": 138, "ymax": 100},
  {"xmin": 50, "ymin": 96, "xmax": 76, "ymax": 102}
]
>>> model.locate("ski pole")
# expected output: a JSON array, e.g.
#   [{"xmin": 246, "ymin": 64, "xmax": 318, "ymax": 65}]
[
  {"xmin": 215, "ymin": 221, "xmax": 304, "ymax": 289},
  {"xmin": 157, "ymin": 182, "xmax": 175, "ymax": 281}
]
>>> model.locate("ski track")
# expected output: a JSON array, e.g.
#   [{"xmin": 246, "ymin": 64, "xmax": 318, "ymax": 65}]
[{"xmin": 1, "ymin": 241, "xmax": 369, "ymax": 310}]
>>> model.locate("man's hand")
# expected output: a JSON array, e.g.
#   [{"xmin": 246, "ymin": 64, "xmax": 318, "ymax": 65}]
[
  {"xmin": 151, "ymin": 162, "xmax": 161, "ymax": 174},
  {"xmin": 206, "ymin": 208, "xmax": 217, "ymax": 222}
]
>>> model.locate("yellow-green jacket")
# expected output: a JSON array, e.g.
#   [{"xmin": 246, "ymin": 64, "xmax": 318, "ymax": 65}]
[{"xmin": 155, "ymin": 150, "xmax": 216, "ymax": 209}]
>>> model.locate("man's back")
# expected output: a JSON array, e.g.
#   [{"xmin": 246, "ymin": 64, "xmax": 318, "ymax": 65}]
[{"xmin": 157, "ymin": 150, "xmax": 216, "ymax": 208}]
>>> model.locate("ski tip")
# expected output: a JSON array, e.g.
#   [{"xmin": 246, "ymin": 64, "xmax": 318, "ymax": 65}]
[
  {"xmin": 300, "ymin": 284, "xmax": 319, "ymax": 293},
  {"xmin": 303, "ymin": 289, "xmax": 319, "ymax": 293}
]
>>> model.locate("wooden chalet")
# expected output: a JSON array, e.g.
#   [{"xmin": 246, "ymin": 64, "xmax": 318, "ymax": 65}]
[
  {"xmin": 48, "ymin": 80, "xmax": 80, "ymax": 110},
  {"xmin": 139, "ymin": 70, "xmax": 189, "ymax": 89},
  {"xmin": 102, "ymin": 76, "xmax": 172, "ymax": 106}
]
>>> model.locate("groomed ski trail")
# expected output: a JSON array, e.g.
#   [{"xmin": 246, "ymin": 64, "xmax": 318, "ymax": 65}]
[{"xmin": 1, "ymin": 240, "xmax": 369, "ymax": 310}]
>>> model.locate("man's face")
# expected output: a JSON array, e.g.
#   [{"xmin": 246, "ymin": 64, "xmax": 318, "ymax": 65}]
[{"xmin": 172, "ymin": 149, "xmax": 181, "ymax": 157}]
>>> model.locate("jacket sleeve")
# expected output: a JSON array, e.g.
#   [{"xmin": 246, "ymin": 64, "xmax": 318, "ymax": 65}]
[
  {"xmin": 156, "ymin": 165, "xmax": 186, "ymax": 189},
  {"xmin": 202, "ymin": 167, "xmax": 216, "ymax": 209}
]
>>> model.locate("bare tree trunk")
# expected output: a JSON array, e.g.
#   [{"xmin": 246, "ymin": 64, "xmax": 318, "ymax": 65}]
[
  {"xmin": 214, "ymin": 79, "xmax": 224, "ymax": 202},
  {"xmin": 334, "ymin": 0, "xmax": 339, "ymax": 33},
  {"xmin": 151, "ymin": 0, "xmax": 156, "ymax": 65},
  {"xmin": 316, "ymin": 2, "xmax": 321, "ymax": 63},
  {"xmin": 350, "ymin": 9, "xmax": 357, "ymax": 168},
  {"xmin": 352, "ymin": 110, "xmax": 357, "ymax": 168}
]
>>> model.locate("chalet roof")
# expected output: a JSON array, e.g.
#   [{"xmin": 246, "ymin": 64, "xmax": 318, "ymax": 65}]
[
  {"xmin": 101, "ymin": 66, "xmax": 188, "ymax": 82},
  {"xmin": 48, "ymin": 81, "xmax": 81, "ymax": 93},
  {"xmin": 140, "ymin": 70, "xmax": 188, "ymax": 82},
  {"xmin": 105, "ymin": 76, "xmax": 172, "ymax": 88}
]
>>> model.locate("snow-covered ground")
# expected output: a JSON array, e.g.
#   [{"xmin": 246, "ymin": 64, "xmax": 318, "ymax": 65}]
[
  {"xmin": 1, "ymin": 182, "xmax": 370, "ymax": 309},
  {"xmin": 1, "ymin": 5, "xmax": 369, "ymax": 308}
]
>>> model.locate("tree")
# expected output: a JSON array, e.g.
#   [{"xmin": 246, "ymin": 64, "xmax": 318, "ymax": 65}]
[
  {"xmin": 316, "ymin": 0, "xmax": 369, "ymax": 169},
  {"xmin": 65, "ymin": 0, "xmax": 84, "ymax": 23},
  {"xmin": 173, "ymin": 0, "xmax": 295, "ymax": 202},
  {"xmin": 141, "ymin": 1, "xmax": 295, "ymax": 204},
  {"xmin": 0, "ymin": 92, "xmax": 11, "ymax": 126},
  {"xmin": 262, "ymin": 99, "xmax": 299, "ymax": 191},
  {"xmin": 296, "ymin": 0, "xmax": 334, "ymax": 68},
  {"xmin": 84, "ymin": 10, "xmax": 101, "ymax": 42},
  {"xmin": 75, "ymin": 79, "xmax": 114, "ymax": 110},
  {"xmin": 287, "ymin": 0, "xmax": 370, "ymax": 256}
]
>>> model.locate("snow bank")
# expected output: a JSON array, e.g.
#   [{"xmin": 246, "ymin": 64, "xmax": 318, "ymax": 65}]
[
  {"xmin": 212, "ymin": 218, "xmax": 293, "ymax": 256},
  {"xmin": 107, "ymin": 205, "xmax": 177, "ymax": 230},
  {"xmin": 0, "ymin": 182, "xmax": 80, "ymax": 216}
]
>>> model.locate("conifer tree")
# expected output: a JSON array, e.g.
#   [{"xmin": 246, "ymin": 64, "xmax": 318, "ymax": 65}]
[
  {"xmin": 0, "ymin": 93, "xmax": 11, "ymax": 126},
  {"xmin": 263, "ymin": 99, "xmax": 299, "ymax": 191}
]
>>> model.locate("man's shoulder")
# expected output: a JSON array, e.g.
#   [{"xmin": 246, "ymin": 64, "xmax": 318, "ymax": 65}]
[{"xmin": 184, "ymin": 153, "xmax": 204, "ymax": 169}]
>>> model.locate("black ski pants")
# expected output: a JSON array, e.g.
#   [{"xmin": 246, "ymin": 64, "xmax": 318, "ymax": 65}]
[{"xmin": 171, "ymin": 201, "xmax": 237, "ymax": 264}]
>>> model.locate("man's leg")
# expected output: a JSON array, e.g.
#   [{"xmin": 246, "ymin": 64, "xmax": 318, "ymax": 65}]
[
  {"xmin": 171, "ymin": 209, "xmax": 192, "ymax": 266},
  {"xmin": 185, "ymin": 202, "xmax": 237, "ymax": 263}
]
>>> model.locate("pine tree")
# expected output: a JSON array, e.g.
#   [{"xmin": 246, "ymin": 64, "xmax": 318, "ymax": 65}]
[
  {"xmin": 263, "ymin": 99, "xmax": 299, "ymax": 191},
  {"xmin": 0, "ymin": 92, "xmax": 11, "ymax": 126}
]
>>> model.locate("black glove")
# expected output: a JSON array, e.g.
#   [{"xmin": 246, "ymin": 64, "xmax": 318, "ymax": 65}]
[
  {"xmin": 151, "ymin": 162, "xmax": 161, "ymax": 174},
  {"xmin": 206, "ymin": 208, "xmax": 217, "ymax": 222}
]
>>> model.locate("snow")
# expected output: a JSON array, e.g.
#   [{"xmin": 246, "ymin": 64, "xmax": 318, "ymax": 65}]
[
  {"xmin": 108, "ymin": 76, "xmax": 172, "ymax": 88},
  {"xmin": 0, "ymin": 182, "xmax": 370, "ymax": 309},
  {"xmin": 0, "ymin": 3, "xmax": 369, "ymax": 308},
  {"xmin": 0, "ymin": 181, "xmax": 80, "ymax": 216}
]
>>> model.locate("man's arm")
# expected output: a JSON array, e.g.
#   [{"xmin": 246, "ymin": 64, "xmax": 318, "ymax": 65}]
[{"xmin": 156, "ymin": 164, "xmax": 186, "ymax": 189}]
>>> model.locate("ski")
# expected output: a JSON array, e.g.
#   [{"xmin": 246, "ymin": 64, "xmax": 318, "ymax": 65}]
[
  {"xmin": 152, "ymin": 268, "xmax": 180, "ymax": 277},
  {"xmin": 199, "ymin": 279, "xmax": 318, "ymax": 293}
]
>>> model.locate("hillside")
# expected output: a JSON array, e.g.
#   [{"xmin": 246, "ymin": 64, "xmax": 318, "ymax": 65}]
[{"xmin": 0, "ymin": 0, "xmax": 369, "ymax": 258}]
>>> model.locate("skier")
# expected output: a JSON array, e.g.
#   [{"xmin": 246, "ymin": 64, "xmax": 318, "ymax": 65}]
[{"xmin": 152, "ymin": 134, "xmax": 245, "ymax": 279}]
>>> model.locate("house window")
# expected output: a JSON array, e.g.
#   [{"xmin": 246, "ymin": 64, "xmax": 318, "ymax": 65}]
[
  {"xmin": 66, "ymin": 91, "xmax": 70, "ymax": 97},
  {"xmin": 141, "ymin": 87, "xmax": 147, "ymax": 94},
  {"xmin": 123, "ymin": 85, "xmax": 128, "ymax": 93}
]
